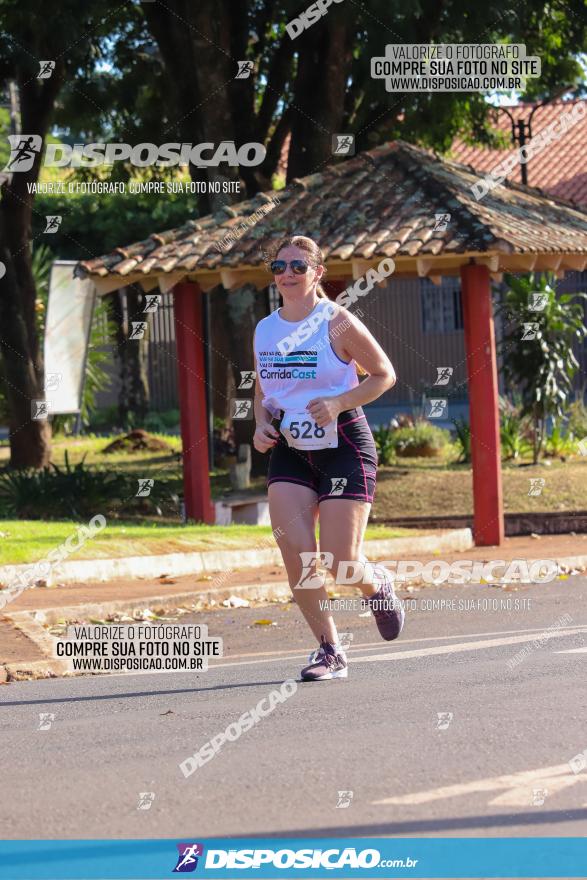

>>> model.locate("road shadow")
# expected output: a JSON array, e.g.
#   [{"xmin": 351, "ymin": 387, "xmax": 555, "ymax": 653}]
[
  {"xmin": 0, "ymin": 678, "xmax": 289, "ymax": 707},
  {"xmin": 253, "ymin": 808, "xmax": 587, "ymax": 836}
]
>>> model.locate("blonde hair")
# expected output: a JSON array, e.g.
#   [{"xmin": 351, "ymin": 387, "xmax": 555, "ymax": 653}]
[{"xmin": 270, "ymin": 235, "xmax": 329, "ymax": 299}]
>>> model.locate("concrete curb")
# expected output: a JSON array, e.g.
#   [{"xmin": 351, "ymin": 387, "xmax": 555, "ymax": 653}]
[
  {"xmin": 3, "ymin": 614, "xmax": 70, "ymax": 681},
  {"xmin": 3, "ymin": 659, "xmax": 70, "ymax": 681},
  {"xmin": 8, "ymin": 580, "xmax": 293, "ymax": 628},
  {"xmin": 0, "ymin": 529, "xmax": 473, "ymax": 588}
]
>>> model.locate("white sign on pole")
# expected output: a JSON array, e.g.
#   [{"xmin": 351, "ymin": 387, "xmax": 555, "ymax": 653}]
[{"xmin": 44, "ymin": 261, "xmax": 96, "ymax": 414}]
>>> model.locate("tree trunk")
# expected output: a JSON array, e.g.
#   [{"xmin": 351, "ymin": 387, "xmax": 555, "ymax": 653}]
[
  {"xmin": 142, "ymin": 0, "xmax": 254, "ymax": 436},
  {"xmin": 142, "ymin": 0, "xmax": 247, "ymax": 214},
  {"xmin": 287, "ymin": 13, "xmax": 353, "ymax": 180},
  {"xmin": 0, "ymin": 67, "xmax": 64, "ymax": 468},
  {"xmin": 125, "ymin": 287, "xmax": 150, "ymax": 420},
  {"xmin": 0, "ymin": 249, "xmax": 51, "ymax": 467},
  {"xmin": 226, "ymin": 284, "xmax": 269, "ymax": 476},
  {"xmin": 109, "ymin": 288, "xmax": 150, "ymax": 427},
  {"xmin": 209, "ymin": 285, "xmax": 235, "ymax": 423}
]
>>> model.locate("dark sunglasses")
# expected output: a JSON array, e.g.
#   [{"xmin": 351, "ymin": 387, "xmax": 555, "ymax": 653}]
[{"xmin": 270, "ymin": 259, "xmax": 310, "ymax": 275}]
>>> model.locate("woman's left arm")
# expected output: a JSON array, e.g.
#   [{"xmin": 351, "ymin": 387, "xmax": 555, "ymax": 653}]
[{"xmin": 307, "ymin": 310, "xmax": 396, "ymax": 427}]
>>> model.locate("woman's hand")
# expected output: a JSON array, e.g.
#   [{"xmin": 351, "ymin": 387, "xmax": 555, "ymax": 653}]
[
  {"xmin": 306, "ymin": 396, "xmax": 343, "ymax": 428},
  {"xmin": 253, "ymin": 421, "xmax": 279, "ymax": 453}
]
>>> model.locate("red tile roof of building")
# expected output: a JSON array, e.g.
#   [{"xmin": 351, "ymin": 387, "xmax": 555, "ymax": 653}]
[
  {"xmin": 76, "ymin": 139, "xmax": 587, "ymax": 282},
  {"xmin": 448, "ymin": 99, "xmax": 587, "ymax": 205}
]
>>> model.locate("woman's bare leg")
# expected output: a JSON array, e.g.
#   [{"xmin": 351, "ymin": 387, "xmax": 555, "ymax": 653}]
[
  {"xmin": 268, "ymin": 482, "xmax": 339, "ymax": 645},
  {"xmin": 318, "ymin": 498, "xmax": 379, "ymax": 598}
]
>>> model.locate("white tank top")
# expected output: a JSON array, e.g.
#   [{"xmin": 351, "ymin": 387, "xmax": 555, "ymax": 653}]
[{"xmin": 254, "ymin": 299, "xmax": 359, "ymax": 416}]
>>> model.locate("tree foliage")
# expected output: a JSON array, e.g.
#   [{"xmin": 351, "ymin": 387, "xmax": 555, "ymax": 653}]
[{"xmin": 498, "ymin": 273, "xmax": 587, "ymax": 462}]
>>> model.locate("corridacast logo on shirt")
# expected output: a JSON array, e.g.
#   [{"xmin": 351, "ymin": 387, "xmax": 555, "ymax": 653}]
[{"xmin": 257, "ymin": 349, "xmax": 318, "ymax": 380}]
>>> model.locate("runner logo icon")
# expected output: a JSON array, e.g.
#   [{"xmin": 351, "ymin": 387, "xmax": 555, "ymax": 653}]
[
  {"xmin": 173, "ymin": 843, "xmax": 204, "ymax": 872},
  {"xmin": 4, "ymin": 134, "xmax": 42, "ymax": 172}
]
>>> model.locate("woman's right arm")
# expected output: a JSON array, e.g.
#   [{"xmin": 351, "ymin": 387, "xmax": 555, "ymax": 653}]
[{"xmin": 253, "ymin": 352, "xmax": 279, "ymax": 453}]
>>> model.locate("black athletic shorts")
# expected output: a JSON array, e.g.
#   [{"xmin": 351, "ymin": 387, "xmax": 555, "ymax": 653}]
[{"xmin": 267, "ymin": 407, "xmax": 378, "ymax": 503}]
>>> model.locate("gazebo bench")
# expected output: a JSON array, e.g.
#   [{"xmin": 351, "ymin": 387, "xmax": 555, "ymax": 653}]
[{"xmin": 214, "ymin": 494, "xmax": 271, "ymax": 526}]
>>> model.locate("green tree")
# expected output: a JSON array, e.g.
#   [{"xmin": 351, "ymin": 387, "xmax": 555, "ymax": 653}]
[
  {"xmin": 498, "ymin": 273, "xmax": 587, "ymax": 463},
  {"xmin": 2, "ymin": 0, "xmax": 586, "ymax": 469}
]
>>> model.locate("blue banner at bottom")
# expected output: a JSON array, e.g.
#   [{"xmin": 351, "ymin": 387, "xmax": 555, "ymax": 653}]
[{"xmin": 0, "ymin": 838, "xmax": 585, "ymax": 879}]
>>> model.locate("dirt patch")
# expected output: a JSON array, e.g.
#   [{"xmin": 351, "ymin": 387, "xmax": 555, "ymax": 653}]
[
  {"xmin": 0, "ymin": 619, "xmax": 47, "ymax": 665},
  {"xmin": 101, "ymin": 429, "xmax": 174, "ymax": 455},
  {"xmin": 373, "ymin": 458, "xmax": 587, "ymax": 517}
]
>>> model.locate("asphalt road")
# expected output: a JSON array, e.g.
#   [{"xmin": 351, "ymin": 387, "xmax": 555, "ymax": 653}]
[{"xmin": 1, "ymin": 577, "xmax": 586, "ymax": 839}]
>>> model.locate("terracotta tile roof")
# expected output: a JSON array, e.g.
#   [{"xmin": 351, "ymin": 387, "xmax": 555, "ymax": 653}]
[
  {"xmin": 449, "ymin": 99, "xmax": 587, "ymax": 205},
  {"xmin": 76, "ymin": 139, "xmax": 587, "ymax": 281}
]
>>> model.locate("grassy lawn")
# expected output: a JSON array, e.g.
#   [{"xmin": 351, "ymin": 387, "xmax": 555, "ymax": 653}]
[
  {"xmin": 372, "ymin": 457, "xmax": 587, "ymax": 519},
  {"xmin": 0, "ymin": 521, "xmax": 413, "ymax": 566},
  {"xmin": 0, "ymin": 433, "xmax": 183, "ymax": 473}
]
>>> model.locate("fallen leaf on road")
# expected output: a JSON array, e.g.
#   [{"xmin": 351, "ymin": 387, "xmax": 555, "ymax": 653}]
[
  {"xmin": 133, "ymin": 608, "xmax": 159, "ymax": 620},
  {"xmin": 254, "ymin": 619, "xmax": 276, "ymax": 626},
  {"xmin": 222, "ymin": 595, "xmax": 250, "ymax": 608}
]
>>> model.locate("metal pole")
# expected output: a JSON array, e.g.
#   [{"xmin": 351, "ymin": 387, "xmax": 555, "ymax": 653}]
[
  {"xmin": 202, "ymin": 291, "xmax": 214, "ymax": 470},
  {"xmin": 517, "ymin": 119, "xmax": 528, "ymax": 185}
]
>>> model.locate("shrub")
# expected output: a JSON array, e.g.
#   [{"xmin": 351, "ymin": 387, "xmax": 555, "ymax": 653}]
[
  {"xmin": 0, "ymin": 452, "xmax": 127, "ymax": 519},
  {"xmin": 567, "ymin": 399, "xmax": 587, "ymax": 440},
  {"xmin": 86, "ymin": 405, "xmax": 120, "ymax": 433},
  {"xmin": 545, "ymin": 423, "xmax": 577, "ymax": 458},
  {"xmin": 88, "ymin": 407, "xmax": 181, "ymax": 435},
  {"xmin": 391, "ymin": 420, "xmax": 450, "ymax": 458},
  {"xmin": 0, "ymin": 451, "xmax": 175, "ymax": 519},
  {"xmin": 373, "ymin": 424, "xmax": 396, "ymax": 466},
  {"xmin": 499, "ymin": 397, "xmax": 532, "ymax": 460},
  {"xmin": 452, "ymin": 418, "xmax": 471, "ymax": 463},
  {"xmin": 497, "ymin": 273, "xmax": 586, "ymax": 462}
]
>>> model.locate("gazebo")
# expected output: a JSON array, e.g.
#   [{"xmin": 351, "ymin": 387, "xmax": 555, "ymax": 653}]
[{"xmin": 76, "ymin": 140, "xmax": 587, "ymax": 546}]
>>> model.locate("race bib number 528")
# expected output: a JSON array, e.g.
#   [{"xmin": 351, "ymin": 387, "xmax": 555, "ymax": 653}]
[{"xmin": 280, "ymin": 411, "xmax": 338, "ymax": 450}]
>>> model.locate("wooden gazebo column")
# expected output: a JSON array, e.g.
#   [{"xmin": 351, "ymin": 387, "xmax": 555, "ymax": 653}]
[
  {"xmin": 460, "ymin": 262, "xmax": 504, "ymax": 546},
  {"xmin": 172, "ymin": 281, "xmax": 214, "ymax": 524}
]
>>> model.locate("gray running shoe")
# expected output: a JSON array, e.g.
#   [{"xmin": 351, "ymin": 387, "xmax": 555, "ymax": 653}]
[
  {"xmin": 307, "ymin": 645, "xmax": 322, "ymax": 664},
  {"xmin": 367, "ymin": 566, "xmax": 405, "ymax": 641},
  {"xmin": 301, "ymin": 637, "xmax": 348, "ymax": 681}
]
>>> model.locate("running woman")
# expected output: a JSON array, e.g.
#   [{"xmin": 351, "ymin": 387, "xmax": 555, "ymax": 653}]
[{"xmin": 253, "ymin": 235, "xmax": 404, "ymax": 681}]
